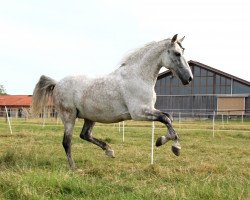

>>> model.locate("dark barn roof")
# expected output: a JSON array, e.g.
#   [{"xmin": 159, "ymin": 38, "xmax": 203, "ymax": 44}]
[
  {"xmin": 158, "ymin": 60, "xmax": 250, "ymax": 87},
  {"xmin": 189, "ymin": 60, "xmax": 250, "ymax": 86}
]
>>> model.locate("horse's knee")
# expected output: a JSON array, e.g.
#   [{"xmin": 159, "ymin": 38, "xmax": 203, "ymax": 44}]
[
  {"xmin": 163, "ymin": 112, "xmax": 173, "ymax": 122},
  {"xmin": 157, "ymin": 114, "xmax": 172, "ymax": 125}
]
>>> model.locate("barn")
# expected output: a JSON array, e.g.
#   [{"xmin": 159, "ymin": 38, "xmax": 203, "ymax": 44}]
[
  {"xmin": 0, "ymin": 95, "xmax": 54, "ymax": 118},
  {"xmin": 0, "ymin": 95, "xmax": 32, "ymax": 118},
  {"xmin": 155, "ymin": 60, "xmax": 250, "ymax": 117}
]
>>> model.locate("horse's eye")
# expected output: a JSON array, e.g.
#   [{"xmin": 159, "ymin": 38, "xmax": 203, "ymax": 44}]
[{"xmin": 174, "ymin": 52, "xmax": 181, "ymax": 57}]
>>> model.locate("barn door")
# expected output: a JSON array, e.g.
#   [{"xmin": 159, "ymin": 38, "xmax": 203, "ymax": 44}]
[{"xmin": 217, "ymin": 97, "xmax": 245, "ymax": 115}]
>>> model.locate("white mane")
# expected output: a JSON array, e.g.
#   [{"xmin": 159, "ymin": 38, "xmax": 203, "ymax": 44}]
[
  {"xmin": 119, "ymin": 41, "xmax": 157, "ymax": 66},
  {"xmin": 119, "ymin": 39, "xmax": 172, "ymax": 67}
]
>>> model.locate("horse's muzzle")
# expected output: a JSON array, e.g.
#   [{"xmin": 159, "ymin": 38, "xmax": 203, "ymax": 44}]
[{"xmin": 181, "ymin": 75, "xmax": 193, "ymax": 85}]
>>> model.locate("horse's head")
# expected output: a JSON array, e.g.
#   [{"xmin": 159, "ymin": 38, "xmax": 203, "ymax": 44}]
[{"xmin": 161, "ymin": 34, "xmax": 193, "ymax": 85}]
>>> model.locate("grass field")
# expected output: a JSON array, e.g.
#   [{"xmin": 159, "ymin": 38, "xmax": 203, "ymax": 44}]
[{"xmin": 0, "ymin": 118, "xmax": 249, "ymax": 199}]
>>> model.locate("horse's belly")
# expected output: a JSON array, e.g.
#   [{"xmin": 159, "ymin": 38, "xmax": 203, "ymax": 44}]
[
  {"xmin": 77, "ymin": 97, "xmax": 131, "ymax": 123},
  {"xmin": 84, "ymin": 112, "xmax": 131, "ymax": 123},
  {"xmin": 78, "ymin": 108, "xmax": 131, "ymax": 123}
]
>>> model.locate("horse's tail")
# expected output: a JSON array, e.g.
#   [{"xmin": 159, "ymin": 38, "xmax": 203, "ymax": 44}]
[{"xmin": 32, "ymin": 75, "xmax": 57, "ymax": 116}]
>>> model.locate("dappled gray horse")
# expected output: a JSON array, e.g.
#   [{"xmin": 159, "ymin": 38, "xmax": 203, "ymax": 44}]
[{"xmin": 32, "ymin": 34, "xmax": 193, "ymax": 168}]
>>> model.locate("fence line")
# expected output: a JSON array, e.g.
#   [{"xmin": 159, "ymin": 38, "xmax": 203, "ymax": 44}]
[{"xmin": 1, "ymin": 109, "xmax": 249, "ymax": 165}]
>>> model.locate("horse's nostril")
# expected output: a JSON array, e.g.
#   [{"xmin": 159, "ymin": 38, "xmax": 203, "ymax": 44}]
[{"xmin": 189, "ymin": 76, "xmax": 193, "ymax": 82}]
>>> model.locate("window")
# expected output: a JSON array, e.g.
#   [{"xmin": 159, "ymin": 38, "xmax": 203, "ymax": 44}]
[
  {"xmin": 200, "ymin": 77, "xmax": 207, "ymax": 86},
  {"xmin": 193, "ymin": 77, "xmax": 200, "ymax": 86},
  {"xmin": 180, "ymin": 85, "xmax": 192, "ymax": 95},
  {"xmin": 192, "ymin": 67, "xmax": 216, "ymax": 94},
  {"xmin": 160, "ymin": 79, "xmax": 165, "ymax": 95},
  {"xmin": 214, "ymin": 74, "xmax": 232, "ymax": 94},
  {"xmin": 194, "ymin": 85, "xmax": 200, "ymax": 94},
  {"xmin": 163, "ymin": 77, "xmax": 171, "ymax": 95},
  {"xmin": 201, "ymin": 86, "xmax": 206, "ymax": 94},
  {"xmin": 215, "ymin": 85, "xmax": 220, "ymax": 94},
  {"xmin": 201, "ymin": 68, "xmax": 207, "ymax": 76},
  {"xmin": 207, "ymin": 71, "xmax": 213, "ymax": 76},
  {"xmin": 207, "ymin": 77, "xmax": 213, "ymax": 86},
  {"xmin": 207, "ymin": 86, "xmax": 213, "ymax": 94},
  {"xmin": 221, "ymin": 77, "xmax": 225, "ymax": 85},
  {"xmin": 216, "ymin": 75, "xmax": 220, "ymax": 85},
  {"xmin": 233, "ymin": 81, "xmax": 250, "ymax": 93},
  {"xmin": 226, "ymin": 86, "xmax": 231, "ymax": 94},
  {"xmin": 165, "ymin": 76, "xmax": 170, "ymax": 86},
  {"xmin": 162, "ymin": 78, "xmax": 166, "ymax": 95},
  {"xmin": 194, "ymin": 67, "xmax": 200, "ymax": 76},
  {"xmin": 172, "ymin": 77, "xmax": 179, "ymax": 86},
  {"xmin": 171, "ymin": 87, "xmax": 179, "ymax": 95}
]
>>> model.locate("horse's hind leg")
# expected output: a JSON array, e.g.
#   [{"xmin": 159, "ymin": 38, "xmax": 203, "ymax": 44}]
[
  {"xmin": 80, "ymin": 119, "xmax": 115, "ymax": 158},
  {"xmin": 61, "ymin": 112, "xmax": 76, "ymax": 169}
]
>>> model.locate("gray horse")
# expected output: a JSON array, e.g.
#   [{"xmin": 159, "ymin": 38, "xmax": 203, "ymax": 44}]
[{"xmin": 32, "ymin": 34, "xmax": 193, "ymax": 168}]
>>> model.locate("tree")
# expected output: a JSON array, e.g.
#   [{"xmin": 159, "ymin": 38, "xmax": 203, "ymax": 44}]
[{"xmin": 0, "ymin": 85, "xmax": 7, "ymax": 95}]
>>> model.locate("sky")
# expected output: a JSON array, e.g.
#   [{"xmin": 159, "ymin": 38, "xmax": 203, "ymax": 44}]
[{"xmin": 0, "ymin": 0, "xmax": 250, "ymax": 94}]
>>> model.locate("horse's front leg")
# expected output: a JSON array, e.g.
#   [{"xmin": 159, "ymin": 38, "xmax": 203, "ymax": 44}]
[
  {"xmin": 155, "ymin": 112, "xmax": 181, "ymax": 156},
  {"xmin": 144, "ymin": 109, "xmax": 181, "ymax": 156}
]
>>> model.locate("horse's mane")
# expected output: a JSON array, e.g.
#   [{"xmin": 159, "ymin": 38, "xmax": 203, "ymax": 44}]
[
  {"xmin": 119, "ymin": 39, "xmax": 173, "ymax": 67},
  {"xmin": 119, "ymin": 41, "xmax": 157, "ymax": 67}
]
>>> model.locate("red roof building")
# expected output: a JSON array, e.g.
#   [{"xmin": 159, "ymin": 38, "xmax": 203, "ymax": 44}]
[
  {"xmin": 0, "ymin": 95, "xmax": 33, "ymax": 117},
  {"xmin": 0, "ymin": 95, "xmax": 32, "ymax": 108},
  {"xmin": 0, "ymin": 95, "xmax": 55, "ymax": 118}
]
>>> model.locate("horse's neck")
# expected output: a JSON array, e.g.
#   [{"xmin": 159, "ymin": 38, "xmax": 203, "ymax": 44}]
[
  {"xmin": 114, "ymin": 41, "xmax": 166, "ymax": 86},
  {"xmin": 136, "ymin": 43, "xmax": 165, "ymax": 85}
]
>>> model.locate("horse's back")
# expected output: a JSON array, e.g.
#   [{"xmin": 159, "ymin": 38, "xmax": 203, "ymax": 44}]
[{"xmin": 53, "ymin": 74, "xmax": 130, "ymax": 123}]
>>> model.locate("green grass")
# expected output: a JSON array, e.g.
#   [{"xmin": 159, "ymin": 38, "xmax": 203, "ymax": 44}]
[{"xmin": 0, "ymin": 118, "xmax": 249, "ymax": 199}]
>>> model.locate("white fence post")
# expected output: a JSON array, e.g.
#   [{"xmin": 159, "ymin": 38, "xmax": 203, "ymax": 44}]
[
  {"xmin": 5, "ymin": 106, "xmax": 13, "ymax": 134},
  {"xmin": 118, "ymin": 122, "xmax": 120, "ymax": 133},
  {"xmin": 222, "ymin": 114, "xmax": 224, "ymax": 128},
  {"xmin": 212, "ymin": 111, "xmax": 215, "ymax": 138},
  {"xmin": 178, "ymin": 112, "xmax": 181, "ymax": 128},
  {"xmin": 122, "ymin": 121, "xmax": 125, "ymax": 142},
  {"xmin": 151, "ymin": 121, "xmax": 155, "ymax": 165},
  {"xmin": 42, "ymin": 107, "xmax": 46, "ymax": 128}
]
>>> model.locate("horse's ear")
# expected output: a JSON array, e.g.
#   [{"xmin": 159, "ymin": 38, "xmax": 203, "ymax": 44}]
[
  {"xmin": 171, "ymin": 34, "xmax": 178, "ymax": 44},
  {"xmin": 179, "ymin": 36, "xmax": 185, "ymax": 43}
]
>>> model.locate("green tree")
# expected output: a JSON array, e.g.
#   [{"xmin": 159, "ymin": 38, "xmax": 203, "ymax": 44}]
[{"xmin": 0, "ymin": 85, "xmax": 7, "ymax": 94}]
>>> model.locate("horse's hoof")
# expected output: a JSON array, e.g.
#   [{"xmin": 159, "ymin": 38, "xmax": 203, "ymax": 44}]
[
  {"xmin": 105, "ymin": 149, "xmax": 115, "ymax": 158},
  {"xmin": 156, "ymin": 136, "xmax": 168, "ymax": 147},
  {"xmin": 171, "ymin": 145, "xmax": 181, "ymax": 156}
]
